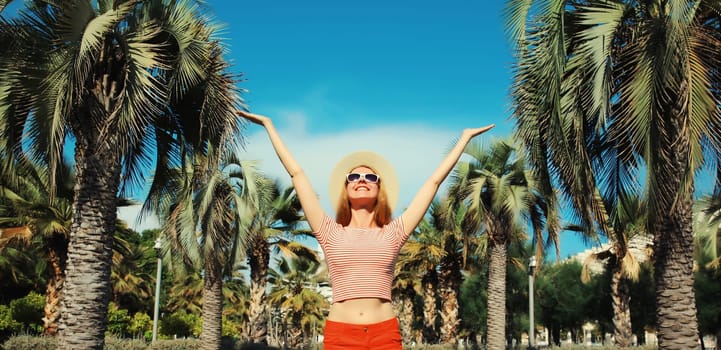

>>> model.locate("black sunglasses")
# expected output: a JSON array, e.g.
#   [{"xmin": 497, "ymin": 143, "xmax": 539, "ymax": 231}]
[{"xmin": 346, "ymin": 173, "xmax": 380, "ymax": 183}]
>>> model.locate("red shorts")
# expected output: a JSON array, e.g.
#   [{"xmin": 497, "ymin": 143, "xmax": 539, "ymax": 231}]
[{"xmin": 323, "ymin": 317, "xmax": 402, "ymax": 350}]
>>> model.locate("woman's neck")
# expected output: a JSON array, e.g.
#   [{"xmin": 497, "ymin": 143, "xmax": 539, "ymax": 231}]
[{"xmin": 347, "ymin": 208, "xmax": 378, "ymax": 228}]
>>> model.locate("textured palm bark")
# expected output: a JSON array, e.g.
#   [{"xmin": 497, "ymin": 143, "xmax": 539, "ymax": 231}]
[
  {"xmin": 486, "ymin": 242, "xmax": 507, "ymax": 350},
  {"xmin": 653, "ymin": 194, "xmax": 699, "ymax": 350},
  {"xmin": 58, "ymin": 141, "xmax": 120, "ymax": 350},
  {"xmin": 43, "ymin": 236, "xmax": 67, "ymax": 336},
  {"xmin": 421, "ymin": 269, "xmax": 438, "ymax": 344},
  {"xmin": 438, "ymin": 246, "xmax": 462, "ymax": 345},
  {"xmin": 246, "ymin": 238, "xmax": 270, "ymax": 343},
  {"xmin": 286, "ymin": 314, "xmax": 303, "ymax": 349},
  {"xmin": 611, "ymin": 265, "xmax": 633, "ymax": 348},
  {"xmin": 651, "ymin": 83, "xmax": 700, "ymax": 350},
  {"xmin": 397, "ymin": 295, "xmax": 415, "ymax": 344},
  {"xmin": 246, "ymin": 284, "xmax": 267, "ymax": 342},
  {"xmin": 200, "ymin": 263, "xmax": 223, "ymax": 350},
  {"xmin": 438, "ymin": 287, "xmax": 459, "ymax": 345}
]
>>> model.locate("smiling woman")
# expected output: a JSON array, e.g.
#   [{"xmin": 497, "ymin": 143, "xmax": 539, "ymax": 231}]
[{"xmin": 237, "ymin": 110, "xmax": 493, "ymax": 349}]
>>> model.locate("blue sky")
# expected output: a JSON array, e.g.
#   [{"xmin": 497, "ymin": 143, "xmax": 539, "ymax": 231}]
[{"xmin": 117, "ymin": 0, "xmax": 598, "ymax": 259}]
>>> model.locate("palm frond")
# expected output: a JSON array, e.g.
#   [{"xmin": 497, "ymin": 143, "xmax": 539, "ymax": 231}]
[{"xmin": 503, "ymin": 0, "xmax": 534, "ymax": 48}]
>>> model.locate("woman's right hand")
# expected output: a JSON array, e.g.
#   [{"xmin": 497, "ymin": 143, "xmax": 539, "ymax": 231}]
[{"xmin": 237, "ymin": 110, "xmax": 271, "ymax": 127}]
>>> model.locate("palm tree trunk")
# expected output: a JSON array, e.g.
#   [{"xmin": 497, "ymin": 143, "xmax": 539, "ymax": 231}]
[
  {"xmin": 421, "ymin": 270, "xmax": 438, "ymax": 344},
  {"xmin": 399, "ymin": 294, "xmax": 414, "ymax": 344},
  {"xmin": 43, "ymin": 237, "xmax": 67, "ymax": 336},
  {"xmin": 653, "ymin": 194, "xmax": 699, "ymax": 350},
  {"xmin": 58, "ymin": 140, "xmax": 120, "ymax": 350},
  {"xmin": 287, "ymin": 313, "xmax": 303, "ymax": 349},
  {"xmin": 438, "ymin": 287, "xmax": 460, "ymax": 344},
  {"xmin": 246, "ymin": 283, "xmax": 267, "ymax": 343},
  {"xmin": 611, "ymin": 264, "xmax": 633, "ymax": 347},
  {"xmin": 486, "ymin": 242, "xmax": 507, "ymax": 350},
  {"xmin": 652, "ymin": 88, "xmax": 700, "ymax": 350},
  {"xmin": 439, "ymin": 250, "xmax": 462, "ymax": 345},
  {"xmin": 246, "ymin": 238, "xmax": 270, "ymax": 343},
  {"xmin": 200, "ymin": 262, "xmax": 224, "ymax": 350}
]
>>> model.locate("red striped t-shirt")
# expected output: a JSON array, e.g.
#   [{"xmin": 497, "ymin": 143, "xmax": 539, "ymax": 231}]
[{"xmin": 315, "ymin": 214, "xmax": 410, "ymax": 303}]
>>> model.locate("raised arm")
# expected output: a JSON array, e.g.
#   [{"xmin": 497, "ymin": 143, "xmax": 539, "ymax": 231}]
[
  {"xmin": 400, "ymin": 125, "xmax": 495, "ymax": 235},
  {"xmin": 238, "ymin": 111, "xmax": 326, "ymax": 231}
]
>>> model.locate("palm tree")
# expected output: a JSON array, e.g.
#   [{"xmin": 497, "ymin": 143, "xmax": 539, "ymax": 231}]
[
  {"xmin": 244, "ymin": 178, "xmax": 314, "ymax": 344},
  {"xmin": 577, "ymin": 195, "xmax": 651, "ymax": 347},
  {"xmin": 110, "ymin": 223, "xmax": 155, "ymax": 315},
  {"xmin": 448, "ymin": 138, "xmax": 549, "ymax": 350},
  {"xmin": 505, "ymin": 1, "xmax": 721, "ymax": 347},
  {"xmin": 436, "ymin": 200, "xmax": 476, "ymax": 346},
  {"xmin": 0, "ymin": 240, "xmax": 41, "ymax": 305},
  {"xmin": 268, "ymin": 255, "xmax": 329, "ymax": 349},
  {"xmin": 0, "ymin": 160, "xmax": 71, "ymax": 336},
  {"xmin": 165, "ymin": 271, "xmax": 205, "ymax": 317},
  {"xmin": 396, "ymin": 206, "xmax": 445, "ymax": 344},
  {"xmin": 159, "ymin": 156, "xmax": 260, "ymax": 350},
  {"xmin": 0, "ymin": 158, "xmax": 151, "ymax": 335},
  {"xmin": 0, "ymin": 158, "xmax": 155, "ymax": 335},
  {"xmin": 391, "ymin": 267, "xmax": 421, "ymax": 345},
  {"xmin": 0, "ymin": 1, "xmax": 244, "ymax": 348}
]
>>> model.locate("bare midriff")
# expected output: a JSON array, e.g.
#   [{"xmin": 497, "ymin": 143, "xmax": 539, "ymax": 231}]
[{"xmin": 327, "ymin": 298, "xmax": 396, "ymax": 324}]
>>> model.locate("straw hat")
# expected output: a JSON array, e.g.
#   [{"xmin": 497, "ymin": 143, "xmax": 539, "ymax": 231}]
[{"xmin": 328, "ymin": 151, "xmax": 399, "ymax": 212}]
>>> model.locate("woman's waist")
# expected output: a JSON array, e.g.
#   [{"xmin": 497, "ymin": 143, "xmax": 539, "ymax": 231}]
[{"xmin": 327, "ymin": 298, "xmax": 395, "ymax": 324}]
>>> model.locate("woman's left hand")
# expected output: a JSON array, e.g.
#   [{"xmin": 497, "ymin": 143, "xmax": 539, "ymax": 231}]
[{"xmin": 462, "ymin": 124, "xmax": 495, "ymax": 139}]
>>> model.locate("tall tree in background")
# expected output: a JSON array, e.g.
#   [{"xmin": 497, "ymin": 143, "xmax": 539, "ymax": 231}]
[
  {"xmin": 157, "ymin": 156, "xmax": 260, "ymax": 350},
  {"xmin": 110, "ymin": 223, "xmax": 156, "ymax": 315},
  {"xmin": 448, "ymin": 139, "xmax": 550, "ymax": 350},
  {"xmin": 268, "ymin": 255, "xmax": 329, "ymax": 349},
  {"xmin": 0, "ymin": 159, "xmax": 72, "ymax": 336},
  {"xmin": 578, "ymin": 195, "xmax": 650, "ymax": 347},
  {"xmin": 397, "ymin": 205, "xmax": 445, "ymax": 344},
  {"xmin": 0, "ymin": 1, "xmax": 244, "ymax": 348},
  {"xmin": 536, "ymin": 260, "xmax": 598, "ymax": 345},
  {"xmin": 391, "ymin": 264, "xmax": 421, "ymax": 345},
  {"xmin": 244, "ymin": 179, "xmax": 313, "ymax": 344},
  {"xmin": 431, "ymin": 198, "xmax": 478, "ymax": 345},
  {"xmin": 505, "ymin": 1, "xmax": 721, "ymax": 348}
]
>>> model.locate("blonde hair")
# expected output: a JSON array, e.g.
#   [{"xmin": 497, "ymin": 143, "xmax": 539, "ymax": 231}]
[{"xmin": 334, "ymin": 165, "xmax": 393, "ymax": 227}]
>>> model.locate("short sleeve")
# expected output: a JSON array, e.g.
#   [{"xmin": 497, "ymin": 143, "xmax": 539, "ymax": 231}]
[
  {"xmin": 313, "ymin": 214, "xmax": 338, "ymax": 246},
  {"xmin": 384, "ymin": 216, "xmax": 409, "ymax": 248}
]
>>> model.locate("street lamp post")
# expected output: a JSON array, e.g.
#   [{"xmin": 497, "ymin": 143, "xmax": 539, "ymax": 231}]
[
  {"xmin": 528, "ymin": 256, "xmax": 537, "ymax": 350},
  {"xmin": 152, "ymin": 237, "xmax": 162, "ymax": 343}
]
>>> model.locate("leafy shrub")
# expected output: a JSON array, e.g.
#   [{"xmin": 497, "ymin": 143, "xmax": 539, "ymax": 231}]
[
  {"xmin": 0, "ymin": 305, "xmax": 23, "ymax": 342},
  {"xmin": 106, "ymin": 303, "xmax": 132, "ymax": 337},
  {"xmin": 128, "ymin": 312, "xmax": 152, "ymax": 340},
  {"xmin": 9, "ymin": 292, "xmax": 44, "ymax": 334},
  {"xmin": 159, "ymin": 310, "xmax": 198, "ymax": 338},
  {"xmin": 222, "ymin": 315, "xmax": 243, "ymax": 338}
]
